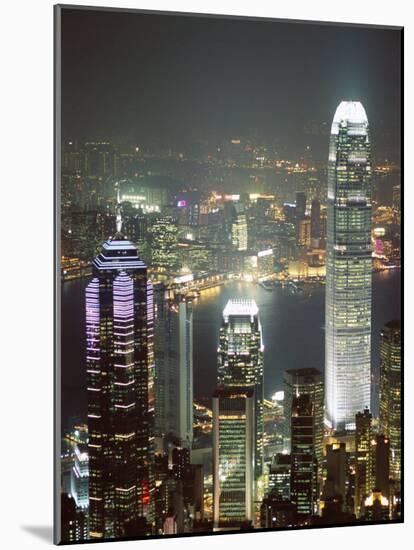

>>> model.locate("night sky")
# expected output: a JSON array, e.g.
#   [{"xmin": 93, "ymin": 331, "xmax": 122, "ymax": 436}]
[{"xmin": 61, "ymin": 7, "xmax": 402, "ymax": 159}]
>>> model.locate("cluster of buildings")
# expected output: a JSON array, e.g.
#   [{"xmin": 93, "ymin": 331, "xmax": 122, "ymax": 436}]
[{"xmin": 60, "ymin": 101, "xmax": 402, "ymax": 542}]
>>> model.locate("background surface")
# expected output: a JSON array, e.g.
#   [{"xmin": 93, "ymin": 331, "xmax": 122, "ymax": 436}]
[{"xmin": 0, "ymin": 0, "xmax": 410, "ymax": 548}]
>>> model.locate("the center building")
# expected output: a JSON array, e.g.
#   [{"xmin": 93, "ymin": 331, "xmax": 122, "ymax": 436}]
[{"xmin": 213, "ymin": 299, "xmax": 264, "ymax": 528}]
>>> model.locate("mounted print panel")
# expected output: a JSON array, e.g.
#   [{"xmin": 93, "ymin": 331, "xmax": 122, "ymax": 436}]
[{"xmin": 54, "ymin": 5, "xmax": 403, "ymax": 545}]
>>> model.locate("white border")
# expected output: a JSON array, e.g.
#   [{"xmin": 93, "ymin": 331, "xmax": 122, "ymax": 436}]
[{"xmin": 0, "ymin": 1, "xmax": 410, "ymax": 548}]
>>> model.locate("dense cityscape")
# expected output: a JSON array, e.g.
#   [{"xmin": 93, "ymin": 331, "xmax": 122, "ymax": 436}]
[
  {"xmin": 59, "ymin": 100, "xmax": 401, "ymax": 542},
  {"xmin": 58, "ymin": 8, "xmax": 402, "ymax": 545}
]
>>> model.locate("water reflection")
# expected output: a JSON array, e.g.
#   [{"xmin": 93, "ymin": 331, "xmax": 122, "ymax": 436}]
[{"xmin": 61, "ymin": 271, "xmax": 401, "ymax": 427}]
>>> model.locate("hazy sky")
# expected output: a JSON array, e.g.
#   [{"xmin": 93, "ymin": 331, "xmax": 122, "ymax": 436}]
[{"xmin": 61, "ymin": 8, "xmax": 402, "ymax": 159}]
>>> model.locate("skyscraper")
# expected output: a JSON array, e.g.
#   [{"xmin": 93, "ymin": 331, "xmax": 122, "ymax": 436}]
[
  {"xmin": 283, "ymin": 368, "xmax": 324, "ymax": 472},
  {"xmin": 154, "ymin": 287, "xmax": 193, "ymax": 449},
  {"xmin": 379, "ymin": 320, "xmax": 401, "ymax": 485},
  {"xmin": 86, "ymin": 234, "xmax": 154, "ymax": 538},
  {"xmin": 310, "ymin": 198, "xmax": 321, "ymax": 248},
  {"xmin": 325, "ymin": 101, "xmax": 372, "ymax": 432},
  {"xmin": 213, "ymin": 388, "xmax": 254, "ymax": 528},
  {"xmin": 150, "ymin": 216, "xmax": 179, "ymax": 272},
  {"xmin": 373, "ymin": 434, "xmax": 390, "ymax": 501},
  {"xmin": 295, "ymin": 191, "xmax": 306, "ymax": 219},
  {"xmin": 355, "ymin": 408, "xmax": 373, "ymax": 518},
  {"xmin": 218, "ymin": 299, "xmax": 264, "ymax": 480},
  {"xmin": 231, "ymin": 204, "xmax": 248, "ymax": 251},
  {"xmin": 290, "ymin": 394, "xmax": 318, "ymax": 518}
]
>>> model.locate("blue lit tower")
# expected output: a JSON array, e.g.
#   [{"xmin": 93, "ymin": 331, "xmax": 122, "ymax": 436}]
[
  {"xmin": 86, "ymin": 208, "xmax": 155, "ymax": 538},
  {"xmin": 325, "ymin": 101, "xmax": 372, "ymax": 432}
]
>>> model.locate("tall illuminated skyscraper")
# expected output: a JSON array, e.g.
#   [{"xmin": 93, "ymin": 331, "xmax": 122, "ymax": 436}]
[
  {"xmin": 379, "ymin": 320, "xmax": 401, "ymax": 485},
  {"xmin": 231, "ymin": 204, "xmax": 248, "ymax": 251},
  {"xmin": 213, "ymin": 388, "xmax": 254, "ymax": 528},
  {"xmin": 86, "ymin": 232, "xmax": 154, "ymax": 539},
  {"xmin": 310, "ymin": 198, "xmax": 321, "ymax": 248},
  {"xmin": 218, "ymin": 299, "xmax": 264, "ymax": 479},
  {"xmin": 325, "ymin": 101, "xmax": 372, "ymax": 432}
]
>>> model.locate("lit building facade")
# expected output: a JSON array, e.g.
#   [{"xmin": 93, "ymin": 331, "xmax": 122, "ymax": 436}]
[
  {"xmin": 290, "ymin": 394, "xmax": 318, "ymax": 518},
  {"xmin": 379, "ymin": 320, "xmax": 401, "ymax": 485},
  {"xmin": 283, "ymin": 368, "xmax": 324, "ymax": 473},
  {"xmin": 150, "ymin": 216, "xmax": 179, "ymax": 271},
  {"xmin": 213, "ymin": 388, "xmax": 254, "ymax": 528},
  {"xmin": 154, "ymin": 287, "xmax": 193, "ymax": 449},
  {"xmin": 218, "ymin": 299, "xmax": 264, "ymax": 480},
  {"xmin": 231, "ymin": 205, "xmax": 248, "ymax": 251},
  {"xmin": 355, "ymin": 408, "xmax": 373, "ymax": 518},
  {"xmin": 86, "ymin": 235, "xmax": 154, "ymax": 538},
  {"xmin": 268, "ymin": 453, "xmax": 291, "ymax": 501},
  {"xmin": 325, "ymin": 101, "xmax": 372, "ymax": 432}
]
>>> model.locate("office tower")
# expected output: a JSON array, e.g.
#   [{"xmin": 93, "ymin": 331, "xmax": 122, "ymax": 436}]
[
  {"xmin": 297, "ymin": 216, "xmax": 311, "ymax": 247},
  {"xmin": 86, "ymin": 234, "xmax": 154, "ymax": 539},
  {"xmin": 213, "ymin": 388, "xmax": 255, "ymax": 529},
  {"xmin": 268, "ymin": 453, "xmax": 291, "ymax": 501},
  {"xmin": 218, "ymin": 299, "xmax": 264, "ymax": 480},
  {"xmin": 70, "ymin": 444, "xmax": 89, "ymax": 509},
  {"xmin": 295, "ymin": 192, "xmax": 306, "ymax": 219},
  {"xmin": 355, "ymin": 408, "xmax": 373, "ymax": 518},
  {"xmin": 323, "ymin": 443, "xmax": 347, "ymax": 510},
  {"xmin": 374, "ymin": 434, "xmax": 390, "ymax": 501},
  {"xmin": 231, "ymin": 204, "xmax": 248, "ymax": 251},
  {"xmin": 283, "ymin": 368, "xmax": 323, "ymax": 473},
  {"xmin": 325, "ymin": 101, "xmax": 372, "ymax": 432},
  {"xmin": 154, "ymin": 288, "xmax": 193, "ymax": 449},
  {"xmin": 150, "ymin": 216, "xmax": 178, "ymax": 271},
  {"xmin": 379, "ymin": 320, "xmax": 401, "ymax": 484},
  {"xmin": 290, "ymin": 394, "xmax": 318, "ymax": 518},
  {"xmin": 310, "ymin": 198, "xmax": 321, "ymax": 248}
]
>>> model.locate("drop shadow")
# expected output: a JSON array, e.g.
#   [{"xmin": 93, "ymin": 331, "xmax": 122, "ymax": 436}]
[{"xmin": 21, "ymin": 525, "xmax": 53, "ymax": 543}]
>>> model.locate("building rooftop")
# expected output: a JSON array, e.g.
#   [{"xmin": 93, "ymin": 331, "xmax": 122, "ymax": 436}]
[
  {"xmin": 331, "ymin": 101, "xmax": 368, "ymax": 135},
  {"xmin": 223, "ymin": 298, "xmax": 259, "ymax": 318},
  {"xmin": 93, "ymin": 235, "xmax": 146, "ymax": 271}
]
